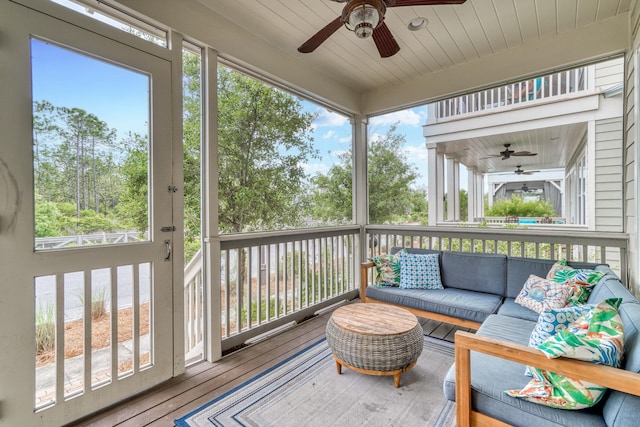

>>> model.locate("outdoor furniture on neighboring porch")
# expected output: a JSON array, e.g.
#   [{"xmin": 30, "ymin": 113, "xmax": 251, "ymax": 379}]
[{"xmin": 325, "ymin": 303, "xmax": 423, "ymax": 388}]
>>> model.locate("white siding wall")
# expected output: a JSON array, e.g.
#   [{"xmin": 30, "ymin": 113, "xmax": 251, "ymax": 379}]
[
  {"xmin": 595, "ymin": 117, "xmax": 624, "ymax": 231},
  {"xmin": 595, "ymin": 57, "xmax": 624, "ymax": 91},
  {"xmin": 625, "ymin": 3, "xmax": 640, "ymax": 295}
]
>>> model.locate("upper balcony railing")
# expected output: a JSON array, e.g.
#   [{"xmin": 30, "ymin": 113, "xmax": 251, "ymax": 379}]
[{"xmin": 433, "ymin": 66, "xmax": 591, "ymax": 121}]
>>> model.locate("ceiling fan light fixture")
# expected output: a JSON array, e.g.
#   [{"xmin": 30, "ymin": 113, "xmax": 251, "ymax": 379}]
[{"xmin": 343, "ymin": 0, "xmax": 384, "ymax": 39}]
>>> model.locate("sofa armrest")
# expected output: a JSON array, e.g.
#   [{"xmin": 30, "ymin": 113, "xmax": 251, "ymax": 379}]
[
  {"xmin": 454, "ymin": 330, "xmax": 640, "ymax": 427},
  {"xmin": 360, "ymin": 261, "xmax": 375, "ymax": 302}
]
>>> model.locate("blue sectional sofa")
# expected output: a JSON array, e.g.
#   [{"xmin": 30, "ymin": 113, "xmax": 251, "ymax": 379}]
[{"xmin": 360, "ymin": 248, "xmax": 640, "ymax": 426}]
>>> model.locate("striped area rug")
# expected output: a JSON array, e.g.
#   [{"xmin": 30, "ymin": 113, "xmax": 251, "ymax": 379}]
[{"xmin": 175, "ymin": 335, "xmax": 456, "ymax": 427}]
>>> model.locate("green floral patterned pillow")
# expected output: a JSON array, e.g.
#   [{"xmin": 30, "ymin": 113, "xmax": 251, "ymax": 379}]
[
  {"xmin": 505, "ymin": 298, "xmax": 625, "ymax": 410},
  {"xmin": 369, "ymin": 249, "xmax": 406, "ymax": 287},
  {"xmin": 546, "ymin": 260, "xmax": 605, "ymax": 305}
]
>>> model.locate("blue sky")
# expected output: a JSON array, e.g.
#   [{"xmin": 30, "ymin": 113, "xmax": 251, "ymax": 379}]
[
  {"xmin": 31, "ymin": 38, "xmax": 150, "ymax": 140},
  {"xmin": 303, "ymin": 104, "xmax": 430, "ymax": 189}
]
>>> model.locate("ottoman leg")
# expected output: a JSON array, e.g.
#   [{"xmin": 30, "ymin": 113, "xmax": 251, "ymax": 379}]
[
  {"xmin": 394, "ymin": 373, "xmax": 401, "ymax": 388},
  {"xmin": 335, "ymin": 358, "xmax": 342, "ymax": 375}
]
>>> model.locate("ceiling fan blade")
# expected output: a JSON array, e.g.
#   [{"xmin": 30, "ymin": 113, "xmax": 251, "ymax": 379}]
[
  {"xmin": 372, "ymin": 21, "xmax": 400, "ymax": 58},
  {"xmin": 512, "ymin": 151, "xmax": 537, "ymax": 157},
  {"xmin": 391, "ymin": 0, "xmax": 467, "ymax": 7},
  {"xmin": 298, "ymin": 16, "xmax": 343, "ymax": 54}
]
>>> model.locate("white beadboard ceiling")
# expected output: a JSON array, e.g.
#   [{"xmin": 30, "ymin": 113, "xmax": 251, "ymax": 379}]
[
  {"xmin": 434, "ymin": 123, "xmax": 587, "ymax": 174},
  {"xmin": 194, "ymin": 0, "xmax": 631, "ymax": 113}
]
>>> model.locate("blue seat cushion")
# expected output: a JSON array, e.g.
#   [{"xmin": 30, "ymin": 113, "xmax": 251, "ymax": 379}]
[
  {"xmin": 443, "ymin": 315, "xmax": 606, "ymax": 427},
  {"xmin": 497, "ymin": 298, "xmax": 540, "ymax": 322},
  {"xmin": 602, "ymin": 301, "xmax": 640, "ymax": 426},
  {"xmin": 366, "ymin": 286, "xmax": 501, "ymax": 324}
]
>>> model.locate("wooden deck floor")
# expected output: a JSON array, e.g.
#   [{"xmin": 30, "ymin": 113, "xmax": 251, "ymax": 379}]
[{"xmin": 67, "ymin": 301, "xmax": 469, "ymax": 427}]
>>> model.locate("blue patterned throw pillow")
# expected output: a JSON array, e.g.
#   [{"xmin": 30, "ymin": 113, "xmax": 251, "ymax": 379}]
[
  {"xmin": 399, "ymin": 252, "xmax": 443, "ymax": 290},
  {"xmin": 528, "ymin": 304, "xmax": 594, "ymax": 348}
]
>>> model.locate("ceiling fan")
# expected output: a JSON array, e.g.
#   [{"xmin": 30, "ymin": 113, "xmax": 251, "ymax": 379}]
[
  {"xmin": 483, "ymin": 143, "xmax": 537, "ymax": 160},
  {"xmin": 512, "ymin": 165, "xmax": 540, "ymax": 175},
  {"xmin": 297, "ymin": 0, "xmax": 467, "ymax": 58}
]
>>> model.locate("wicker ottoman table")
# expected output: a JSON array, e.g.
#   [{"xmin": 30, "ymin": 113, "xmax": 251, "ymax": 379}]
[{"xmin": 326, "ymin": 303, "xmax": 423, "ymax": 388}]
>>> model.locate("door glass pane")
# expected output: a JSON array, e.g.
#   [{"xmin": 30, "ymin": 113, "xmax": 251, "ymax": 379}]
[{"xmin": 31, "ymin": 38, "xmax": 150, "ymax": 250}]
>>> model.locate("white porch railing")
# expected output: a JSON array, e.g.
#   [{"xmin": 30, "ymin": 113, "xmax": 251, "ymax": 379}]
[
  {"xmin": 218, "ymin": 226, "xmax": 360, "ymax": 352},
  {"xmin": 183, "ymin": 248, "xmax": 203, "ymax": 360},
  {"xmin": 365, "ymin": 225, "xmax": 628, "ymax": 285},
  {"xmin": 433, "ymin": 66, "xmax": 590, "ymax": 121},
  {"xmin": 35, "ymin": 231, "xmax": 147, "ymax": 249}
]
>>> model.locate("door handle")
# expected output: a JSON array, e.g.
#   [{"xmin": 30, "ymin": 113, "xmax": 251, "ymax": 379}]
[{"xmin": 164, "ymin": 239, "xmax": 172, "ymax": 262}]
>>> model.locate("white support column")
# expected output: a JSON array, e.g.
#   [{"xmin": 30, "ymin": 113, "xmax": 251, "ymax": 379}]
[
  {"xmin": 203, "ymin": 46, "xmax": 221, "ymax": 362},
  {"xmin": 427, "ymin": 143, "xmax": 445, "ymax": 226},
  {"xmin": 468, "ymin": 168, "xmax": 476, "ymax": 221},
  {"xmin": 587, "ymin": 120, "xmax": 596, "ymax": 230},
  {"xmin": 446, "ymin": 156, "xmax": 460, "ymax": 221},
  {"xmin": 475, "ymin": 173, "xmax": 485, "ymax": 219},
  {"xmin": 353, "ymin": 114, "xmax": 368, "ymax": 262}
]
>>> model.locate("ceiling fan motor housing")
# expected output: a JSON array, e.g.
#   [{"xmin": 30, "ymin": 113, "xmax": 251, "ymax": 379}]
[{"xmin": 342, "ymin": 0, "xmax": 386, "ymax": 39}]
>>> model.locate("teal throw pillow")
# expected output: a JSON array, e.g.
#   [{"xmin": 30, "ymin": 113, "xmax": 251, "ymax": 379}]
[
  {"xmin": 398, "ymin": 252, "xmax": 443, "ymax": 290},
  {"xmin": 546, "ymin": 260, "xmax": 605, "ymax": 305},
  {"xmin": 369, "ymin": 249, "xmax": 406, "ymax": 287}
]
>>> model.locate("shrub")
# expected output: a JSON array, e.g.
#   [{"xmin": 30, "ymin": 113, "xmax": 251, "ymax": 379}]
[{"xmin": 486, "ymin": 194, "xmax": 555, "ymax": 217}]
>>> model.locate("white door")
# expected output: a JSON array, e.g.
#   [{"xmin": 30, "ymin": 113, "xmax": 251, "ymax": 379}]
[{"xmin": 0, "ymin": 2, "xmax": 175, "ymax": 425}]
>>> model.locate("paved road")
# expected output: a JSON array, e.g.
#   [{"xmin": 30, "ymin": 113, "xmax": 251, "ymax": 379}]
[{"xmin": 35, "ymin": 266, "xmax": 151, "ymax": 321}]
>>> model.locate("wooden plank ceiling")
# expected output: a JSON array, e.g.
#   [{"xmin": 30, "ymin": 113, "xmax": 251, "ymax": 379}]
[{"xmin": 195, "ymin": 0, "xmax": 631, "ymax": 96}]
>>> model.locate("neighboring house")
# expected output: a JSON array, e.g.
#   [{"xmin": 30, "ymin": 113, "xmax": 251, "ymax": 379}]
[{"xmin": 424, "ymin": 58, "xmax": 625, "ymax": 232}]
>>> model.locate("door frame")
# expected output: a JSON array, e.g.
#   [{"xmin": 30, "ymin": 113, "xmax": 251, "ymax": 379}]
[{"xmin": 0, "ymin": 1, "xmax": 184, "ymax": 425}]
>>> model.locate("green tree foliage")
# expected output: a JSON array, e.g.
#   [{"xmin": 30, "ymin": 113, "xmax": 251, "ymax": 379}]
[
  {"xmin": 308, "ymin": 125, "xmax": 426, "ymax": 224},
  {"xmin": 308, "ymin": 158, "xmax": 353, "ymax": 223},
  {"xmin": 368, "ymin": 126, "xmax": 422, "ymax": 223},
  {"xmin": 444, "ymin": 189, "xmax": 469, "ymax": 221},
  {"xmin": 33, "ymin": 101, "xmax": 125, "ymax": 236},
  {"xmin": 182, "ymin": 51, "xmax": 203, "ymax": 260},
  {"xmin": 33, "ymin": 102, "xmax": 118, "ymax": 217},
  {"xmin": 217, "ymin": 66, "xmax": 319, "ymax": 233},
  {"xmin": 486, "ymin": 194, "xmax": 556, "ymax": 217},
  {"xmin": 114, "ymin": 132, "xmax": 149, "ymax": 232}
]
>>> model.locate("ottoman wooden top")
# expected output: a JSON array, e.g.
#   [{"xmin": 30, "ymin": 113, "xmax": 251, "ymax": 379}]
[{"xmin": 331, "ymin": 303, "xmax": 418, "ymax": 336}]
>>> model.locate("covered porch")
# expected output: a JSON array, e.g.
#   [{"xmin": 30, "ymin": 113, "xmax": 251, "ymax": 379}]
[{"xmin": 1, "ymin": 0, "xmax": 638, "ymax": 426}]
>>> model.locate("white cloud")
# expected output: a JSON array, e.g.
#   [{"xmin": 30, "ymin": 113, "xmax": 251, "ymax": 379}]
[
  {"xmin": 338, "ymin": 135, "xmax": 352, "ymax": 144},
  {"xmin": 303, "ymin": 162, "xmax": 329, "ymax": 176},
  {"xmin": 369, "ymin": 132, "xmax": 385, "ymax": 142},
  {"xmin": 370, "ymin": 109, "xmax": 422, "ymax": 127},
  {"xmin": 314, "ymin": 108, "xmax": 349, "ymax": 128},
  {"xmin": 323, "ymin": 130, "xmax": 336, "ymax": 139},
  {"xmin": 404, "ymin": 144, "xmax": 428, "ymax": 162}
]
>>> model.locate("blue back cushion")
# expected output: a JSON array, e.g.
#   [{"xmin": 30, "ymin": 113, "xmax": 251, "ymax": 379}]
[
  {"xmin": 441, "ymin": 252, "xmax": 507, "ymax": 295},
  {"xmin": 602, "ymin": 302, "xmax": 640, "ymax": 426},
  {"xmin": 588, "ymin": 274, "xmax": 638, "ymax": 305}
]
